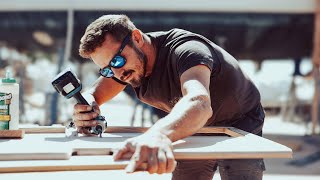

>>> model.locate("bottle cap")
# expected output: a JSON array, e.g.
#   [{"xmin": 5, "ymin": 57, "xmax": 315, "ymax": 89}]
[{"xmin": 2, "ymin": 70, "xmax": 16, "ymax": 83}]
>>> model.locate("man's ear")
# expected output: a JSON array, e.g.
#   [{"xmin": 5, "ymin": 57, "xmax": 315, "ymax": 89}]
[{"xmin": 131, "ymin": 29, "xmax": 144, "ymax": 48}]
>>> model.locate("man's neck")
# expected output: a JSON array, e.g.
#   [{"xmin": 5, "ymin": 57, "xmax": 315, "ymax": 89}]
[{"xmin": 142, "ymin": 34, "xmax": 157, "ymax": 77}]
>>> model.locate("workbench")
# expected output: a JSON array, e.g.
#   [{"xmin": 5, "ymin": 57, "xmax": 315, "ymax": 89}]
[{"xmin": 0, "ymin": 126, "xmax": 292, "ymax": 174}]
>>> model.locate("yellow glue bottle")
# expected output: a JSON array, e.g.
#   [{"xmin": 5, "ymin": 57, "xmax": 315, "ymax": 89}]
[{"xmin": 0, "ymin": 70, "xmax": 19, "ymax": 130}]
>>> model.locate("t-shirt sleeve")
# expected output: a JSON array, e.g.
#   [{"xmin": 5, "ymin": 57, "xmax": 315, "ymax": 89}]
[{"xmin": 173, "ymin": 40, "xmax": 215, "ymax": 77}]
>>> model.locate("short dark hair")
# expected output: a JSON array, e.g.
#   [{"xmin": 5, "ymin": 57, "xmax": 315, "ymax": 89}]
[{"xmin": 79, "ymin": 14, "xmax": 136, "ymax": 58}]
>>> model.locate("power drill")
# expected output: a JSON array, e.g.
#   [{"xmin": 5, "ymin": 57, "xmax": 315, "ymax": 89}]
[{"xmin": 51, "ymin": 68, "xmax": 107, "ymax": 137}]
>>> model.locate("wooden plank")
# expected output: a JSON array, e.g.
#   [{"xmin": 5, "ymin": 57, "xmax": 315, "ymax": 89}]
[
  {"xmin": 312, "ymin": 0, "xmax": 320, "ymax": 135},
  {"xmin": 0, "ymin": 134, "xmax": 71, "ymax": 160},
  {"xmin": 0, "ymin": 156, "xmax": 143, "ymax": 173},
  {"xmin": 0, "ymin": 130, "xmax": 24, "ymax": 139},
  {"xmin": 21, "ymin": 126, "xmax": 232, "ymax": 135},
  {"xmin": 0, "ymin": 131, "xmax": 292, "ymax": 160},
  {"xmin": 225, "ymin": 127, "xmax": 248, "ymax": 137},
  {"xmin": 21, "ymin": 126, "xmax": 65, "ymax": 133},
  {"xmin": 313, "ymin": 0, "xmax": 320, "ymax": 66},
  {"xmin": 104, "ymin": 126, "xmax": 228, "ymax": 134},
  {"xmin": 311, "ymin": 68, "xmax": 320, "ymax": 135},
  {"xmin": 0, "ymin": 127, "xmax": 292, "ymax": 173},
  {"xmin": 0, "ymin": 156, "xmax": 128, "ymax": 173},
  {"xmin": 0, "ymin": 132, "xmax": 292, "ymax": 173}
]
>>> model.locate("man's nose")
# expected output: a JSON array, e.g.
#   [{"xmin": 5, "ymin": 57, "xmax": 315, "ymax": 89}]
[{"xmin": 111, "ymin": 67, "xmax": 124, "ymax": 78}]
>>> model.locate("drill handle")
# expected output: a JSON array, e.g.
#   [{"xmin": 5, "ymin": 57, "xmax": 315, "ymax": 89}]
[{"xmin": 73, "ymin": 92, "xmax": 90, "ymax": 106}]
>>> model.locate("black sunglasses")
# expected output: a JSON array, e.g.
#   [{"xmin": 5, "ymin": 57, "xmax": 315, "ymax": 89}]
[{"xmin": 99, "ymin": 34, "xmax": 131, "ymax": 78}]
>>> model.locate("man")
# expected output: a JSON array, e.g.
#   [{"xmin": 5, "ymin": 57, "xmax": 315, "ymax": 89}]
[{"xmin": 73, "ymin": 14, "xmax": 265, "ymax": 179}]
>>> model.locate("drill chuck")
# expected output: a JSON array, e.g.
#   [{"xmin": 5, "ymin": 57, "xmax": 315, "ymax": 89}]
[{"xmin": 91, "ymin": 115, "xmax": 107, "ymax": 137}]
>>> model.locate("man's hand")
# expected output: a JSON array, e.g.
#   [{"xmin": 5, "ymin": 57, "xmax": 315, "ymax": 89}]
[
  {"xmin": 72, "ymin": 101, "xmax": 100, "ymax": 135},
  {"xmin": 113, "ymin": 132, "xmax": 177, "ymax": 174}
]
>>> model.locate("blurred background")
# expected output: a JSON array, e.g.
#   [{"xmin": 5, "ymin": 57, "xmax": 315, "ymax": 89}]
[{"xmin": 0, "ymin": 0, "xmax": 319, "ymax": 179}]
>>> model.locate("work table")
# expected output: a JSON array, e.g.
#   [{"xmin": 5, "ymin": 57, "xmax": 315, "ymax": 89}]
[{"xmin": 0, "ymin": 126, "xmax": 292, "ymax": 173}]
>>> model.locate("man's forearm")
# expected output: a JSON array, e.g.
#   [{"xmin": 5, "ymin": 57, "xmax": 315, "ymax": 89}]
[
  {"xmin": 83, "ymin": 77, "xmax": 126, "ymax": 106},
  {"xmin": 147, "ymin": 94, "xmax": 212, "ymax": 142}
]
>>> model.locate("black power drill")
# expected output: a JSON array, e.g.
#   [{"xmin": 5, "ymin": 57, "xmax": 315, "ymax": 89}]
[{"xmin": 51, "ymin": 68, "xmax": 107, "ymax": 137}]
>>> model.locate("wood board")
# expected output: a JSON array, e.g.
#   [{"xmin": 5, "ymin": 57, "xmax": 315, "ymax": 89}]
[
  {"xmin": 0, "ymin": 130, "xmax": 24, "ymax": 138},
  {"xmin": 0, "ymin": 126, "xmax": 292, "ymax": 173}
]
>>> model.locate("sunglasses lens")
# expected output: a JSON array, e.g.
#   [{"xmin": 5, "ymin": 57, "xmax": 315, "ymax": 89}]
[
  {"xmin": 110, "ymin": 56, "xmax": 126, "ymax": 68},
  {"xmin": 101, "ymin": 55, "xmax": 125, "ymax": 78},
  {"xmin": 100, "ymin": 68, "xmax": 114, "ymax": 78}
]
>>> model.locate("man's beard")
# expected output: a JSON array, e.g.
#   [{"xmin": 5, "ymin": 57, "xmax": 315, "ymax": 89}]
[{"xmin": 128, "ymin": 44, "xmax": 147, "ymax": 88}]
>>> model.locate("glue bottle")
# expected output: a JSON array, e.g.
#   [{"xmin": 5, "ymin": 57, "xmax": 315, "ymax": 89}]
[{"xmin": 0, "ymin": 70, "xmax": 19, "ymax": 130}]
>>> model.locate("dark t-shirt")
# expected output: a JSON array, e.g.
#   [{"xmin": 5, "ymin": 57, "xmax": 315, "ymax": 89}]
[{"xmin": 134, "ymin": 28, "xmax": 261, "ymax": 126}]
